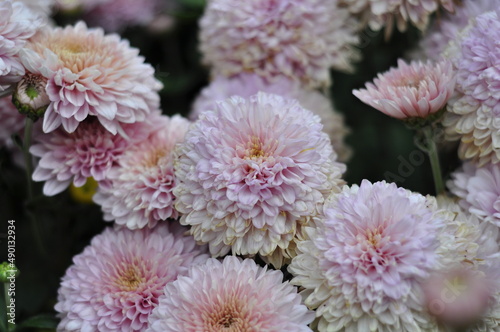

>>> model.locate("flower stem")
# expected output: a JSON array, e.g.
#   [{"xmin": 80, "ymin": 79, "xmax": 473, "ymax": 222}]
[
  {"xmin": 23, "ymin": 118, "xmax": 47, "ymax": 258},
  {"xmin": 422, "ymin": 126, "xmax": 445, "ymax": 195}
]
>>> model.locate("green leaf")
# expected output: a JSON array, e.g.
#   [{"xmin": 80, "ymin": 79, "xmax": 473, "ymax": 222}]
[{"xmin": 17, "ymin": 314, "xmax": 58, "ymax": 329}]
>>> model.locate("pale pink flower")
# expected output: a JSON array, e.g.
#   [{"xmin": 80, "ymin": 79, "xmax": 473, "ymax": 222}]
[
  {"xmin": 31, "ymin": 115, "xmax": 156, "ymax": 196},
  {"xmin": 15, "ymin": 0, "xmax": 55, "ymax": 18},
  {"xmin": 199, "ymin": 0, "xmax": 360, "ymax": 88},
  {"xmin": 443, "ymin": 10, "xmax": 500, "ymax": 166},
  {"xmin": 94, "ymin": 115, "xmax": 191, "ymax": 230},
  {"xmin": 146, "ymin": 256, "xmax": 314, "ymax": 332},
  {"xmin": 55, "ymin": 224, "xmax": 209, "ymax": 331},
  {"xmin": 0, "ymin": 0, "xmax": 44, "ymax": 97},
  {"xmin": 191, "ymin": 73, "xmax": 351, "ymax": 161},
  {"xmin": 341, "ymin": 0, "xmax": 455, "ymax": 36},
  {"xmin": 448, "ymin": 162, "xmax": 500, "ymax": 227},
  {"xmin": 174, "ymin": 92, "xmax": 345, "ymax": 267},
  {"xmin": 19, "ymin": 21, "xmax": 162, "ymax": 135},
  {"xmin": 289, "ymin": 180, "xmax": 443, "ymax": 331},
  {"xmin": 353, "ymin": 58, "xmax": 456, "ymax": 119},
  {"xmin": 0, "ymin": 97, "xmax": 25, "ymax": 147}
]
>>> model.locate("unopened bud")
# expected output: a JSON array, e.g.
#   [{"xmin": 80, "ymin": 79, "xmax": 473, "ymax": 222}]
[
  {"xmin": 12, "ymin": 73, "xmax": 50, "ymax": 121},
  {"xmin": 0, "ymin": 262, "xmax": 20, "ymax": 283}
]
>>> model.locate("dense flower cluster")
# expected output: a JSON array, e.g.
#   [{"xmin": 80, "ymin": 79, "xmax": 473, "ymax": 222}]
[
  {"xmin": 147, "ymin": 256, "xmax": 314, "ymax": 332},
  {"xmin": 443, "ymin": 10, "xmax": 500, "ymax": 165},
  {"xmin": 199, "ymin": 0, "xmax": 359, "ymax": 88},
  {"xmin": 175, "ymin": 92, "xmax": 345, "ymax": 266},
  {"xmin": 94, "ymin": 115, "xmax": 191, "ymax": 230},
  {"xmin": 289, "ymin": 180, "xmax": 443, "ymax": 331},
  {"xmin": 20, "ymin": 21, "xmax": 162, "ymax": 134},
  {"xmin": 55, "ymin": 224, "xmax": 209, "ymax": 331},
  {"xmin": 191, "ymin": 73, "xmax": 351, "ymax": 161}
]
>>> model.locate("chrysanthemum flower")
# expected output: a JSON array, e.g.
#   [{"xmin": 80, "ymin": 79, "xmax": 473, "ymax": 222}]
[
  {"xmin": 31, "ymin": 115, "xmax": 156, "ymax": 196},
  {"xmin": 416, "ymin": 0, "xmax": 498, "ymax": 61},
  {"xmin": 19, "ymin": 21, "xmax": 162, "ymax": 134},
  {"xmin": 341, "ymin": 0, "xmax": 454, "ymax": 36},
  {"xmin": 199, "ymin": 0, "xmax": 360, "ymax": 88},
  {"xmin": 191, "ymin": 73, "xmax": 351, "ymax": 161},
  {"xmin": 443, "ymin": 10, "xmax": 500, "ymax": 165},
  {"xmin": 55, "ymin": 223, "xmax": 209, "ymax": 332},
  {"xmin": 0, "ymin": 0, "xmax": 44, "ymax": 97},
  {"xmin": 289, "ymin": 180, "xmax": 444, "ymax": 331},
  {"xmin": 15, "ymin": 0, "xmax": 55, "ymax": 18},
  {"xmin": 448, "ymin": 162, "xmax": 500, "ymax": 227},
  {"xmin": 93, "ymin": 115, "xmax": 191, "ymax": 230},
  {"xmin": 353, "ymin": 58, "xmax": 456, "ymax": 120},
  {"xmin": 174, "ymin": 92, "xmax": 345, "ymax": 266},
  {"xmin": 146, "ymin": 256, "xmax": 314, "ymax": 332},
  {"xmin": 0, "ymin": 97, "xmax": 25, "ymax": 147}
]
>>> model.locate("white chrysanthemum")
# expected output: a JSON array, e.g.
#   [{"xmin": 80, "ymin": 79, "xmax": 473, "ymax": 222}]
[
  {"xmin": 19, "ymin": 21, "xmax": 162, "ymax": 135},
  {"xmin": 146, "ymin": 256, "xmax": 315, "ymax": 332},
  {"xmin": 191, "ymin": 74, "xmax": 351, "ymax": 161},
  {"xmin": 199, "ymin": 0, "xmax": 360, "ymax": 88},
  {"xmin": 0, "ymin": 0, "xmax": 44, "ymax": 97},
  {"xmin": 289, "ymin": 180, "xmax": 443, "ymax": 331},
  {"xmin": 174, "ymin": 92, "xmax": 345, "ymax": 267},
  {"xmin": 94, "ymin": 115, "xmax": 191, "ymax": 230},
  {"xmin": 443, "ymin": 10, "xmax": 500, "ymax": 166}
]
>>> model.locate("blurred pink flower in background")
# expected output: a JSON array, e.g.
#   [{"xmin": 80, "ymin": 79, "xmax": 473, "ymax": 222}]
[
  {"xmin": 174, "ymin": 92, "xmax": 345, "ymax": 267},
  {"xmin": 448, "ymin": 162, "xmax": 500, "ymax": 227},
  {"xmin": 353, "ymin": 59, "xmax": 455, "ymax": 120},
  {"xmin": 0, "ymin": 0, "xmax": 44, "ymax": 97},
  {"xmin": 146, "ymin": 256, "xmax": 314, "ymax": 332},
  {"xmin": 19, "ymin": 21, "xmax": 162, "ymax": 135},
  {"xmin": 94, "ymin": 115, "xmax": 191, "ymax": 230},
  {"xmin": 0, "ymin": 97, "xmax": 25, "ymax": 147},
  {"xmin": 443, "ymin": 10, "xmax": 500, "ymax": 166},
  {"xmin": 55, "ymin": 224, "xmax": 209, "ymax": 332},
  {"xmin": 199, "ymin": 0, "xmax": 360, "ymax": 88},
  {"xmin": 30, "ymin": 115, "xmax": 157, "ymax": 196},
  {"xmin": 289, "ymin": 180, "xmax": 443, "ymax": 331},
  {"xmin": 340, "ymin": 0, "xmax": 455, "ymax": 37},
  {"xmin": 191, "ymin": 73, "xmax": 352, "ymax": 161}
]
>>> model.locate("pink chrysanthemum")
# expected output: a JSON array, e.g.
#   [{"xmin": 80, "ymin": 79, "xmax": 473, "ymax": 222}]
[
  {"xmin": 93, "ymin": 115, "xmax": 191, "ymax": 230},
  {"xmin": 146, "ymin": 256, "xmax": 314, "ymax": 332},
  {"xmin": 448, "ymin": 162, "xmax": 500, "ymax": 227},
  {"xmin": 55, "ymin": 223, "xmax": 209, "ymax": 332},
  {"xmin": 31, "ymin": 115, "xmax": 156, "ymax": 196},
  {"xmin": 18, "ymin": 21, "xmax": 162, "ymax": 135},
  {"xmin": 0, "ymin": 0, "xmax": 44, "ymax": 97},
  {"xmin": 443, "ymin": 10, "xmax": 500, "ymax": 166},
  {"xmin": 174, "ymin": 92, "xmax": 345, "ymax": 266},
  {"xmin": 341, "ymin": 0, "xmax": 455, "ymax": 36},
  {"xmin": 0, "ymin": 97, "xmax": 25, "ymax": 147},
  {"xmin": 191, "ymin": 73, "xmax": 351, "ymax": 161},
  {"xmin": 199, "ymin": 0, "xmax": 360, "ymax": 88},
  {"xmin": 353, "ymin": 58, "xmax": 456, "ymax": 119},
  {"xmin": 416, "ymin": 0, "xmax": 498, "ymax": 61},
  {"xmin": 289, "ymin": 180, "xmax": 444, "ymax": 331},
  {"xmin": 15, "ymin": 0, "xmax": 55, "ymax": 17}
]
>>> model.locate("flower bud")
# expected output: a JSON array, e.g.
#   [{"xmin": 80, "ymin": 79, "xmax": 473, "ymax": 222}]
[
  {"xmin": 0, "ymin": 262, "xmax": 20, "ymax": 283},
  {"xmin": 12, "ymin": 73, "xmax": 49, "ymax": 121}
]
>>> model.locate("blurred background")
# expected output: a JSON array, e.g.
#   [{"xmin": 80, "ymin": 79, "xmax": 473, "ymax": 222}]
[{"xmin": 0, "ymin": 0, "xmax": 461, "ymax": 330}]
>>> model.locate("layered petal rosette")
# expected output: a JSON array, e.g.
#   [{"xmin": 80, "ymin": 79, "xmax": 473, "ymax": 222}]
[
  {"xmin": 191, "ymin": 73, "xmax": 351, "ymax": 161},
  {"xmin": 19, "ymin": 21, "xmax": 162, "ymax": 134},
  {"xmin": 443, "ymin": 10, "xmax": 500, "ymax": 165},
  {"xmin": 94, "ymin": 115, "xmax": 191, "ymax": 230},
  {"xmin": 199, "ymin": 0, "xmax": 360, "ymax": 88},
  {"xmin": 55, "ymin": 224, "xmax": 209, "ymax": 331},
  {"xmin": 353, "ymin": 59, "xmax": 456, "ymax": 120},
  {"xmin": 289, "ymin": 180, "xmax": 444, "ymax": 331},
  {"xmin": 174, "ymin": 92, "xmax": 345, "ymax": 267},
  {"xmin": 147, "ymin": 256, "xmax": 314, "ymax": 332}
]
